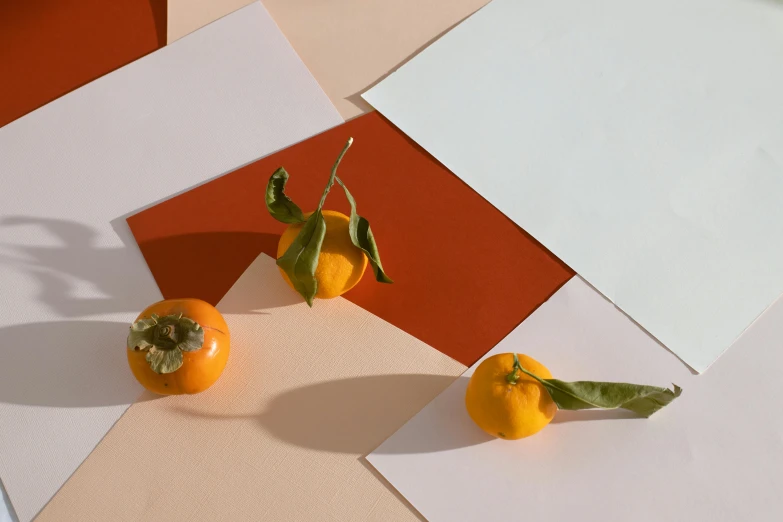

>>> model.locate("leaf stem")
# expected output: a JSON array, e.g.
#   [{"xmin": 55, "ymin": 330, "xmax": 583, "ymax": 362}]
[
  {"xmin": 506, "ymin": 353, "xmax": 549, "ymax": 387},
  {"xmin": 506, "ymin": 353, "xmax": 522, "ymax": 384},
  {"xmin": 317, "ymin": 137, "xmax": 353, "ymax": 210}
]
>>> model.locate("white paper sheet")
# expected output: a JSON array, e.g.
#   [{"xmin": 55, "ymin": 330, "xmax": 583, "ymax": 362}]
[
  {"xmin": 0, "ymin": 3, "xmax": 342, "ymax": 521},
  {"xmin": 368, "ymin": 277, "xmax": 783, "ymax": 521},
  {"xmin": 363, "ymin": 0, "xmax": 783, "ymax": 372}
]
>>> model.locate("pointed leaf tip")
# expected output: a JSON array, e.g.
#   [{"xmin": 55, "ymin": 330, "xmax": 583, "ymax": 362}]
[
  {"xmin": 276, "ymin": 211, "xmax": 326, "ymax": 305},
  {"xmin": 514, "ymin": 361, "xmax": 682, "ymax": 418},
  {"xmin": 335, "ymin": 176, "xmax": 393, "ymax": 284}
]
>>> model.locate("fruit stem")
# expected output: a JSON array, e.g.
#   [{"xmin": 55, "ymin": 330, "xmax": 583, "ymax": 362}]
[
  {"xmin": 506, "ymin": 353, "xmax": 522, "ymax": 384},
  {"xmin": 317, "ymin": 137, "xmax": 353, "ymax": 210}
]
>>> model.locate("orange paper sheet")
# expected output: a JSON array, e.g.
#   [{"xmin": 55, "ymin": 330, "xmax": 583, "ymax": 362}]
[
  {"xmin": 166, "ymin": 0, "xmax": 491, "ymax": 118},
  {"xmin": 0, "ymin": 0, "xmax": 165, "ymax": 127},
  {"xmin": 36, "ymin": 254, "xmax": 466, "ymax": 521},
  {"xmin": 127, "ymin": 113, "xmax": 573, "ymax": 367}
]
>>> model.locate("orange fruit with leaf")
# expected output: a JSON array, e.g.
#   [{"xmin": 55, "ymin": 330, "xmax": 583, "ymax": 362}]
[
  {"xmin": 466, "ymin": 353, "xmax": 682, "ymax": 440},
  {"xmin": 277, "ymin": 210, "xmax": 368, "ymax": 299},
  {"xmin": 266, "ymin": 138, "xmax": 392, "ymax": 305},
  {"xmin": 126, "ymin": 298, "xmax": 230, "ymax": 395}
]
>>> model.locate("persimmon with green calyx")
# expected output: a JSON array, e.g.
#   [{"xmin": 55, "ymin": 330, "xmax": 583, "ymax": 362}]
[
  {"xmin": 126, "ymin": 298, "xmax": 230, "ymax": 395},
  {"xmin": 266, "ymin": 137, "xmax": 393, "ymax": 306},
  {"xmin": 465, "ymin": 353, "xmax": 682, "ymax": 440}
]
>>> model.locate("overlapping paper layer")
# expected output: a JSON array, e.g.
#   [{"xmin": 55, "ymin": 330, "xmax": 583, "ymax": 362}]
[
  {"xmin": 167, "ymin": 0, "xmax": 253, "ymax": 43},
  {"xmin": 368, "ymin": 276, "xmax": 783, "ymax": 521},
  {"xmin": 363, "ymin": 0, "xmax": 783, "ymax": 372},
  {"xmin": 0, "ymin": 3, "xmax": 341, "ymax": 520},
  {"xmin": 127, "ymin": 112, "xmax": 573, "ymax": 367},
  {"xmin": 36, "ymin": 254, "xmax": 465, "ymax": 521},
  {"xmin": 0, "ymin": 0, "xmax": 165, "ymax": 127},
  {"xmin": 167, "ymin": 0, "xmax": 491, "ymax": 118}
]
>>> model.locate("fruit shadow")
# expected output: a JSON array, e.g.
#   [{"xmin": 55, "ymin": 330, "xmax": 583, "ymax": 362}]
[
  {"xmin": 175, "ymin": 374, "xmax": 496, "ymax": 455},
  {"xmin": 0, "ymin": 321, "xmax": 147, "ymax": 408},
  {"xmin": 175, "ymin": 371, "xmax": 650, "ymax": 456},
  {"xmin": 128, "ymin": 231, "xmax": 296, "ymax": 312}
]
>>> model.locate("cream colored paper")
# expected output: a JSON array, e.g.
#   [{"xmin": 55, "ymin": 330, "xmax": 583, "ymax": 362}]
[
  {"xmin": 167, "ymin": 0, "xmax": 254, "ymax": 43},
  {"xmin": 36, "ymin": 254, "xmax": 465, "ymax": 521},
  {"xmin": 168, "ymin": 0, "xmax": 490, "ymax": 118}
]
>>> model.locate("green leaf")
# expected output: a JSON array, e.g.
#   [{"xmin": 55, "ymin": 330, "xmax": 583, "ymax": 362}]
[
  {"xmin": 539, "ymin": 378, "xmax": 681, "ymax": 418},
  {"xmin": 512, "ymin": 355, "xmax": 681, "ymax": 418},
  {"xmin": 276, "ymin": 211, "xmax": 327, "ymax": 306},
  {"xmin": 127, "ymin": 316, "xmax": 158, "ymax": 351},
  {"xmin": 266, "ymin": 167, "xmax": 306, "ymax": 224},
  {"xmin": 146, "ymin": 347, "xmax": 184, "ymax": 374},
  {"xmin": 176, "ymin": 317, "xmax": 205, "ymax": 352},
  {"xmin": 127, "ymin": 312, "xmax": 204, "ymax": 361},
  {"xmin": 335, "ymin": 177, "xmax": 393, "ymax": 284}
]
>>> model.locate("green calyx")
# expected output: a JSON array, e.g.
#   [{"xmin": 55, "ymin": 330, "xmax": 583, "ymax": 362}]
[
  {"xmin": 265, "ymin": 137, "xmax": 393, "ymax": 307},
  {"xmin": 127, "ymin": 313, "xmax": 205, "ymax": 374},
  {"xmin": 505, "ymin": 354, "xmax": 681, "ymax": 418}
]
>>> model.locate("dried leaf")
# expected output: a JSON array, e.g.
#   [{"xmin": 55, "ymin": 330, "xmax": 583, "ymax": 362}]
[
  {"xmin": 336, "ymin": 177, "xmax": 392, "ymax": 283},
  {"xmin": 266, "ymin": 167, "xmax": 305, "ymax": 224},
  {"xmin": 276, "ymin": 211, "xmax": 327, "ymax": 306},
  {"xmin": 512, "ymin": 354, "xmax": 682, "ymax": 418},
  {"xmin": 146, "ymin": 347, "xmax": 184, "ymax": 374}
]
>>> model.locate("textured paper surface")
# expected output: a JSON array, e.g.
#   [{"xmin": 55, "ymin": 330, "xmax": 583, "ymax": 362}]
[
  {"xmin": 127, "ymin": 112, "xmax": 572, "ymax": 367},
  {"xmin": 0, "ymin": 0, "xmax": 165, "ymax": 128},
  {"xmin": 167, "ymin": 0, "xmax": 490, "ymax": 118},
  {"xmin": 0, "ymin": 481, "xmax": 13, "ymax": 522},
  {"xmin": 36, "ymin": 254, "xmax": 466, "ymax": 521},
  {"xmin": 364, "ymin": 0, "xmax": 783, "ymax": 372},
  {"xmin": 369, "ymin": 277, "xmax": 783, "ymax": 521},
  {"xmin": 0, "ymin": 3, "xmax": 341, "ymax": 520},
  {"xmin": 167, "ymin": 0, "xmax": 253, "ymax": 43}
]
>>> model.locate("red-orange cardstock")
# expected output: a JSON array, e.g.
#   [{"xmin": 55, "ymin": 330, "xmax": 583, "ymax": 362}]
[
  {"xmin": 0, "ymin": 0, "xmax": 165, "ymax": 127},
  {"xmin": 127, "ymin": 112, "xmax": 573, "ymax": 366}
]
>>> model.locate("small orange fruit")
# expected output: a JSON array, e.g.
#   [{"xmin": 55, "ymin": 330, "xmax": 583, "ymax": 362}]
[
  {"xmin": 277, "ymin": 210, "xmax": 368, "ymax": 299},
  {"xmin": 465, "ymin": 353, "xmax": 557, "ymax": 439},
  {"xmin": 126, "ymin": 298, "xmax": 230, "ymax": 395}
]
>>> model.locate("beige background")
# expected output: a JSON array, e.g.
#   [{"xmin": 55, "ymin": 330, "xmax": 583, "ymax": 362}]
[
  {"xmin": 37, "ymin": 255, "xmax": 465, "ymax": 521},
  {"xmin": 168, "ymin": 0, "xmax": 491, "ymax": 118}
]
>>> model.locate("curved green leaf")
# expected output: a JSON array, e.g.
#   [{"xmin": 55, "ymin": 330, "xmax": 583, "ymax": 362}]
[
  {"xmin": 127, "ymin": 315, "xmax": 158, "ymax": 351},
  {"xmin": 266, "ymin": 167, "xmax": 306, "ymax": 224},
  {"xmin": 176, "ymin": 317, "xmax": 205, "ymax": 352},
  {"xmin": 539, "ymin": 378, "xmax": 681, "ymax": 418},
  {"xmin": 335, "ymin": 176, "xmax": 393, "ymax": 283},
  {"xmin": 146, "ymin": 347, "xmax": 184, "ymax": 374},
  {"xmin": 276, "ymin": 211, "xmax": 327, "ymax": 306},
  {"xmin": 512, "ymin": 355, "xmax": 681, "ymax": 418}
]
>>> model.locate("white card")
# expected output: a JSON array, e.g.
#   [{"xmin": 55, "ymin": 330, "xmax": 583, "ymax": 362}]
[
  {"xmin": 368, "ymin": 277, "xmax": 783, "ymax": 521},
  {"xmin": 363, "ymin": 0, "xmax": 783, "ymax": 372},
  {"xmin": 0, "ymin": 3, "xmax": 341, "ymax": 521}
]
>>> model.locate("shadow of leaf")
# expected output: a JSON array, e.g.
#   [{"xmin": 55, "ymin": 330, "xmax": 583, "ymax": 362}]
[
  {"xmin": 551, "ymin": 408, "xmax": 641, "ymax": 424},
  {"xmin": 0, "ymin": 216, "xmax": 153, "ymax": 316},
  {"xmin": 0, "ymin": 216, "xmax": 291, "ymax": 315}
]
